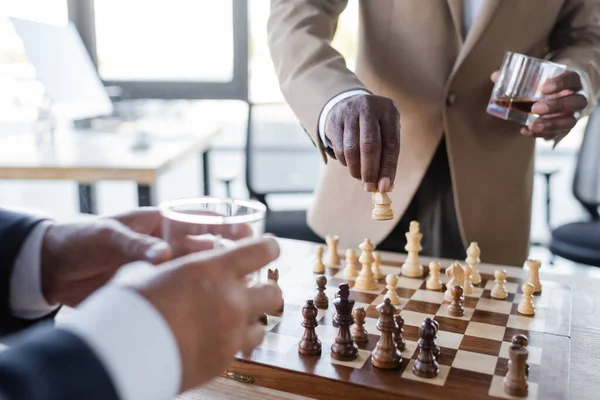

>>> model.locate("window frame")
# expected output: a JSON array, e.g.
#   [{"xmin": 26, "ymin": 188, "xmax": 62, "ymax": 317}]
[{"xmin": 67, "ymin": 0, "xmax": 249, "ymax": 100}]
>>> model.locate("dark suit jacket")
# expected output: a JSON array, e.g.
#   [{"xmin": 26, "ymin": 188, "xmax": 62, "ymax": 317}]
[{"xmin": 0, "ymin": 209, "xmax": 119, "ymax": 400}]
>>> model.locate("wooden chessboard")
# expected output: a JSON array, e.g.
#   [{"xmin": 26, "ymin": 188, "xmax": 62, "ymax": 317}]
[{"xmin": 226, "ymin": 251, "xmax": 571, "ymax": 400}]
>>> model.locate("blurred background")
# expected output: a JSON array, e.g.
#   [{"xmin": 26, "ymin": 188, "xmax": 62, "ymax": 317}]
[{"xmin": 0, "ymin": 0, "xmax": 593, "ymax": 254}]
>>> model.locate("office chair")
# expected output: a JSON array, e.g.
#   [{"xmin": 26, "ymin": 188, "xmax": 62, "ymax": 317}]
[
  {"xmin": 244, "ymin": 102, "xmax": 324, "ymax": 242},
  {"xmin": 548, "ymin": 99, "xmax": 600, "ymax": 266}
]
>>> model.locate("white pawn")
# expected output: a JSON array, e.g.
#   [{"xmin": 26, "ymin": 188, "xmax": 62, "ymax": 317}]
[
  {"xmin": 465, "ymin": 242, "xmax": 482, "ymax": 285},
  {"xmin": 491, "ymin": 269, "xmax": 508, "ymax": 299},
  {"xmin": 384, "ymin": 274, "xmax": 401, "ymax": 305},
  {"xmin": 444, "ymin": 262, "xmax": 464, "ymax": 302},
  {"xmin": 343, "ymin": 249, "xmax": 360, "ymax": 278},
  {"xmin": 372, "ymin": 251, "xmax": 384, "ymax": 280},
  {"xmin": 426, "ymin": 261, "xmax": 443, "ymax": 290},
  {"xmin": 462, "ymin": 263, "xmax": 473, "ymax": 295},
  {"xmin": 518, "ymin": 283, "xmax": 536, "ymax": 315},
  {"xmin": 526, "ymin": 259, "xmax": 542, "ymax": 294},
  {"xmin": 401, "ymin": 221, "xmax": 423, "ymax": 278},
  {"xmin": 313, "ymin": 245, "xmax": 325, "ymax": 274}
]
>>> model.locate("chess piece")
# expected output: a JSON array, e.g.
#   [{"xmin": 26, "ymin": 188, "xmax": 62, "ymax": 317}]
[
  {"xmin": 431, "ymin": 318, "xmax": 440, "ymax": 358},
  {"xmin": 394, "ymin": 313, "xmax": 406, "ymax": 352},
  {"xmin": 298, "ymin": 300, "xmax": 322, "ymax": 356},
  {"xmin": 518, "ymin": 283, "xmax": 535, "ymax": 315},
  {"xmin": 465, "ymin": 242, "xmax": 482, "ymax": 285},
  {"xmin": 352, "ymin": 307, "xmax": 369, "ymax": 344},
  {"xmin": 526, "ymin": 259, "xmax": 542, "ymax": 294},
  {"xmin": 444, "ymin": 262, "xmax": 464, "ymax": 302},
  {"xmin": 343, "ymin": 249, "xmax": 360, "ymax": 278},
  {"xmin": 314, "ymin": 245, "xmax": 325, "ymax": 274},
  {"xmin": 325, "ymin": 235, "xmax": 341, "ymax": 267},
  {"xmin": 426, "ymin": 261, "xmax": 443, "ymax": 290},
  {"xmin": 371, "ymin": 299, "xmax": 402, "ymax": 369},
  {"xmin": 462, "ymin": 263, "xmax": 473, "ymax": 295},
  {"xmin": 413, "ymin": 318, "xmax": 439, "ymax": 378},
  {"xmin": 314, "ymin": 275, "xmax": 329, "ymax": 309},
  {"xmin": 401, "ymin": 221, "xmax": 424, "ymax": 277},
  {"xmin": 372, "ymin": 191, "xmax": 393, "ymax": 220},
  {"xmin": 332, "ymin": 292, "xmax": 340, "ymax": 327},
  {"xmin": 331, "ymin": 284, "xmax": 359, "ymax": 361},
  {"xmin": 355, "ymin": 239, "xmax": 377, "ymax": 290},
  {"xmin": 491, "ymin": 269, "xmax": 508, "ymax": 300},
  {"xmin": 511, "ymin": 334, "xmax": 530, "ymax": 377},
  {"xmin": 384, "ymin": 274, "xmax": 401, "ymax": 305},
  {"xmin": 258, "ymin": 313, "xmax": 268, "ymax": 325},
  {"xmin": 503, "ymin": 344, "xmax": 529, "ymax": 397},
  {"xmin": 448, "ymin": 285, "xmax": 465, "ymax": 317},
  {"xmin": 268, "ymin": 268, "xmax": 284, "ymax": 312},
  {"xmin": 372, "ymin": 251, "xmax": 384, "ymax": 280}
]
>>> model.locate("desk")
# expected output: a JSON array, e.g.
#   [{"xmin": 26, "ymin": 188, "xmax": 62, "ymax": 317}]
[{"xmin": 0, "ymin": 123, "xmax": 220, "ymax": 213}]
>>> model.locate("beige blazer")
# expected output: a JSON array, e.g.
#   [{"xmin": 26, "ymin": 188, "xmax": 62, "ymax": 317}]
[{"xmin": 267, "ymin": 0, "xmax": 600, "ymax": 266}]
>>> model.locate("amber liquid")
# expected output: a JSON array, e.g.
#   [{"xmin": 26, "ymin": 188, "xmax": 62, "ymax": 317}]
[{"xmin": 492, "ymin": 98, "xmax": 536, "ymax": 114}]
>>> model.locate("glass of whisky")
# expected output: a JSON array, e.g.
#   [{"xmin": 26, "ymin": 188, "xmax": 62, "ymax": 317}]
[{"xmin": 486, "ymin": 52, "xmax": 567, "ymax": 125}]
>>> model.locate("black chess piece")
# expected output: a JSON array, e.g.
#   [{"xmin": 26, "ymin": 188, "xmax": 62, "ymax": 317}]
[
  {"xmin": 448, "ymin": 285, "xmax": 464, "ymax": 317},
  {"xmin": 394, "ymin": 313, "xmax": 406, "ymax": 352},
  {"xmin": 412, "ymin": 318, "xmax": 439, "ymax": 378},
  {"xmin": 511, "ymin": 334, "xmax": 529, "ymax": 377},
  {"xmin": 330, "ymin": 284, "xmax": 358, "ymax": 361},
  {"xmin": 298, "ymin": 300, "xmax": 322, "ymax": 356},
  {"xmin": 431, "ymin": 318, "xmax": 440, "ymax": 358},
  {"xmin": 314, "ymin": 275, "xmax": 329, "ymax": 309},
  {"xmin": 352, "ymin": 307, "xmax": 369, "ymax": 344},
  {"xmin": 372, "ymin": 299, "xmax": 402, "ymax": 369},
  {"xmin": 332, "ymin": 292, "xmax": 340, "ymax": 327}
]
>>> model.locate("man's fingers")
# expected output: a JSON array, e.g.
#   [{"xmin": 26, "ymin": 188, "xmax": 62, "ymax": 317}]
[
  {"xmin": 343, "ymin": 116, "xmax": 361, "ymax": 180},
  {"xmin": 240, "ymin": 323, "xmax": 266, "ymax": 354},
  {"xmin": 246, "ymin": 283, "xmax": 283, "ymax": 316},
  {"xmin": 210, "ymin": 237, "xmax": 280, "ymax": 278},
  {"xmin": 326, "ymin": 119, "xmax": 347, "ymax": 166},
  {"xmin": 490, "ymin": 70, "xmax": 500, "ymax": 83},
  {"xmin": 529, "ymin": 114, "xmax": 577, "ymax": 134},
  {"xmin": 359, "ymin": 113, "xmax": 381, "ymax": 192},
  {"xmin": 378, "ymin": 111, "xmax": 400, "ymax": 192},
  {"xmin": 542, "ymin": 70, "xmax": 582, "ymax": 94},
  {"xmin": 107, "ymin": 223, "xmax": 172, "ymax": 264},
  {"xmin": 531, "ymin": 94, "xmax": 587, "ymax": 115}
]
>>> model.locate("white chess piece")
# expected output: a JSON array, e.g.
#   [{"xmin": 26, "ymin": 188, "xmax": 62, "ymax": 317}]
[
  {"xmin": 324, "ymin": 234, "xmax": 341, "ymax": 267},
  {"xmin": 462, "ymin": 263, "xmax": 473, "ymax": 295},
  {"xmin": 518, "ymin": 283, "xmax": 536, "ymax": 315},
  {"xmin": 526, "ymin": 259, "xmax": 542, "ymax": 294},
  {"xmin": 426, "ymin": 261, "xmax": 443, "ymax": 290},
  {"xmin": 313, "ymin": 245, "xmax": 325, "ymax": 274},
  {"xmin": 371, "ymin": 251, "xmax": 384, "ymax": 280},
  {"xmin": 355, "ymin": 239, "xmax": 377, "ymax": 290},
  {"xmin": 401, "ymin": 221, "xmax": 423, "ymax": 277},
  {"xmin": 343, "ymin": 249, "xmax": 360, "ymax": 278},
  {"xmin": 444, "ymin": 262, "xmax": 464, "ymax": 302},
  {"xmin": 465, "ymin": 242, "xmax": 482, "ymax": 285},
  {"xmin": 491, "ymin": 269, "xmax": 508, "ymax": 299},
  {"xmin": 372, "ymin": 191, "xmax": 393, "ymax": 220},
  {"xmin": 384, "ymin": 274, "xmax": 401, "ymax": 305}
]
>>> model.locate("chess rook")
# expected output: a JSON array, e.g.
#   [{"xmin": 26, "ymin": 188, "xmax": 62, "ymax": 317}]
[
  {"xmin": 384, "ymin": 274, "xmax": 401, "ymax": 305},
  {"xmin": 401, "ymin": 221, "xmax": 424, "ymax": 277},
  {"xmin": 355, "ymin": 239, "xmax": 377, "ymax": 290},
  {"xmin": 526, "ymin": 259, "xmax": 542, "ymax": 294},
  {"xmin": 491, "ymin": 269, "xmax": 508, "ymax": 299},
  {"xmin": 444, "ymin": 262, "xmax": 464, "ymax": 302},
  {"xmin": 314, "ymin": 275, "xmax": 329, "ymax": 309},
  {"xmin": 343, "ymin": 249, "xmax": 360, "ymax": 278},
  {"xmin": 503, "ymin": 344, "xmax": 529, "ymax": 397},
  {"xmin": 325, "ymin": 235, "xmax": 341, "ymax": 267},
  {"xmin": 372, "ymin": 251, "xmax": 384, "ymax": 280},
  {"xmin": 465, "ymin": 242, "xmax": 482, "ymax": 285},
  {"xmin": 371, "ymin": 299, "xmax": 402, "ymax": 369},
  {"xmin": 313, "ymin": 245, "xmax": 325, "ymax": 274},
  {"xmin": 413, "ymin": 318, "xmax": 439, "ymax": 378},
  {"xmin": 298, "ymin": 300, "xmax": 322, "ymax": 356},
  {"xmin": 426, "ymin": 261, "xmax": 443, "ymax": 291},
  {"xmin": 372, "ymin": 191, "xmax": 393, "ymax": 220},
  {"xmin": 352, "ymin": 307, "xmax": 369, "ymax": 344},
  {"xmin": 518, "ymin": 283, "xmax": 536, "ymax": 315},
  {"xmin": 331, "ymin": 284, "xmax": 358, "ymax": 361}
]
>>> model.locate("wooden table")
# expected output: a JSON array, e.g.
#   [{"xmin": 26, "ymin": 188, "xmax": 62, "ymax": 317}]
[
  {"xmin": 0, "ymin": 122, "xmax": 220, "ymax": 213},
  {"xmin": 181, "ymin": 239, "xmax": 600, "ymax": 400}
]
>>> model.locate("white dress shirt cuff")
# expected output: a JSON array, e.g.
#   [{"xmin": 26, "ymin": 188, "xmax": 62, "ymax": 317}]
[
  {"xmin": 10, "ymin": 221, "xmax": 59, "ymax": 319},
  {"xmin": 318, "ymin": 90, "xmax": 371, "ymax": 148},
  {"xmin": 61, "ymin": 284, "xmax": 182, "ymax": 400}
]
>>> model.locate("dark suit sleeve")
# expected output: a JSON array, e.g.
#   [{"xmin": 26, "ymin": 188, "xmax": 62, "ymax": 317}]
[
  {"xmin": 0, "ymin": 209, "xmax": 57, "ymax": 336},
  {"xmin": 0, "ymin": 324, "xmax": 119, "ymax": 400}
]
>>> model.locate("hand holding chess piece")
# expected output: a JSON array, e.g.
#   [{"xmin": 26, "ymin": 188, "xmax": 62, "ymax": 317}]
[
  {"xmin": 372, "ymin": 191, "xmax": 393, "ymax": 220},
  {"xmin": 491, "ymin": 269, "xmax": 508, "ymax": 299},
  {"xmin": 465, "ymin": 242, "xmax": 482, "ymax": 285},
  {"xmin": 426, "ymin": 261, "xmax": 443, "ymax": 290},
  {"xmin": 526, "ymin": 259, "xmax": 542, "ymax": 294}
]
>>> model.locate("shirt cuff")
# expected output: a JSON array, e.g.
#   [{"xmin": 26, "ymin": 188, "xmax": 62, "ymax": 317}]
[
  {"xmin": 318, "ymin": 90, "xmax": 371, "ymax": 148},
  {"xmin": 61, "ymin": 283, "xmax": 182, "ymax": 400},
  {"xmin": 10, "ymin": 221, "xmax": 59, "ymax": 319}
]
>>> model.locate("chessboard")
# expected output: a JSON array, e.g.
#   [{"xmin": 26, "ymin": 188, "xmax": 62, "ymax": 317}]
[{"xmin": 226, "ymin": 237, "xmax": 571, "ymax": 400}]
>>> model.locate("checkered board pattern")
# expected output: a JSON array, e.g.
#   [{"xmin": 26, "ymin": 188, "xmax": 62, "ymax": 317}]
[{"xmin": 233, "ymin": 258, "xmax": 571, "ymax": 400}]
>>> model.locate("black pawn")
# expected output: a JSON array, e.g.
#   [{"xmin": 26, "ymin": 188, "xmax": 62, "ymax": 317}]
[
  {"xmin": 298, "ymin": 300, "xmax": 322, "ymax": 356},
  {"xmin": 431, "ymin": 318, "xmax": 440, "ymax": 358},
  {"xmin": 511, "ymin": 334, "xmax": 529, "ymax": 377},
  {"xmin": 331, "ymin": 284, "xmax": 358, "ymax": 361},
  {"xmin": 314, "ymin": 275, "xmax": 329, "ymax": 309},
  {"xmin": 394, "ymin": 313, "xmax": 406, "ymax": 351},
  {"xmin": 413, "ymin": 318, "xmax": 439, "ymax": 378}
]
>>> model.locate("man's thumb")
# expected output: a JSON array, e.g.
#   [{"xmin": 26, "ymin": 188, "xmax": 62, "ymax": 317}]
[{"xmin": 111, "ymin": 226, "xmax": 171, "ymax": 264}]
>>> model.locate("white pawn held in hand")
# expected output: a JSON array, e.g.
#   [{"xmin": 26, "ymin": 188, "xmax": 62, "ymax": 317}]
[
  {"xmin": 462, "ymin": 263, "xmax": 473, "ymax": 295},
  {"xmin": 526, "ymin": 259, "xmax": 542, "ymax": 294},
  {"xmin": 343, "ymin": 249, "xmax": 360, "ymax": 278},
  {"xmin": 401, "ymin": 221, "xmax": 423, "ymax": 278},
  {"xmin": 518, "ymin": 283, "xmax": 535, "ymax": 315},
  {"xmin": 465, "ymin": 242, "xmax": 482, "ymax": 285},
  {"xmin": 491, "ymin": 269, "xmax": 508, "ymax": 299},
  {"xmin": 426, "ymin": 261, "xmax": 443, "ymax": 290},
  {"xmin": 384, "ymin": 274, "xmax": 401, "ymax": 305},
  {"xmin": 372, "ymin": 191, "xmax": 394, "ymax": 220},
  {"xmin": 372, "ymin": 251, "xmax": 384, "ymax": 280}
]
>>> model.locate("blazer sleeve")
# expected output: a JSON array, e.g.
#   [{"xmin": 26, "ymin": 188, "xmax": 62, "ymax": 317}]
[
  {"xmin": 0, "ymin": 209, "xmax": 56, "ymax": 336},
  {"xmin": 267, "ymin": 0, "xmax": 370, "ymax": 163},
  {"xmin": 0, "ymin": 324, "xmax": 119, "ymax": 400},
  {"xmin": 548, "ymin": 0, "xmax": 600, "ymax": 105}
]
